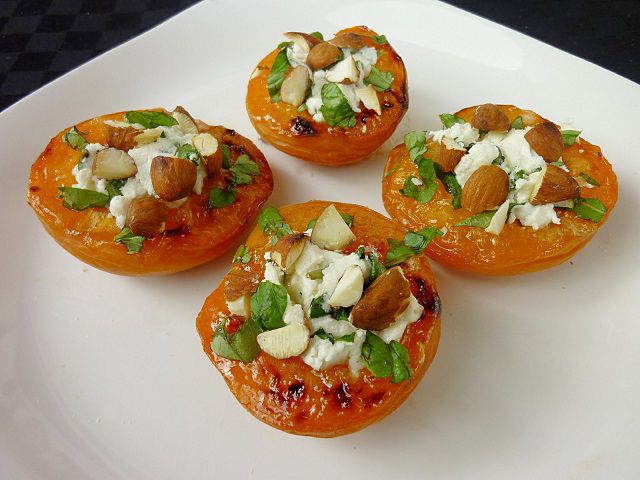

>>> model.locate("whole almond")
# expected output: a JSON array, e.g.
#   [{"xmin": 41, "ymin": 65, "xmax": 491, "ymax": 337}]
[
  {"xmin": 280, "ymin": 66, "xmax": 311, "ymax": 107},
  {"xmin": 461, "ymin": 165, "xmax": 509, "ymax": 213},
  {"xmin": 104, "ymin": 123, "xmax": 138, "ymax": 151},
  {"xmin": 150, "ymin": 155, "xmax": 197, "ymax": 201},
  {"xmin": 125, "ymin": 197, "xmax": 168, "ymax": 238},
  {"xmin": 351, "ymin": 267, "xmax": 411, "ymax": 331},
  {"xmin": 329, "ymin": 32, "xmax": 366, "ymax": 50},
  {"xmin": 283, "ymin": 32, "xmax": 321, "ymax": 52},
  {"xmin": 525, "ymin": 122, "xmax": 563, "ymax": 161},
  {"xmin": 470, "ymin": 103, "xmax": 511, "ymax": 131},
  {"xmin": 306, "ymin": 42, "xmax": 342, "ymax": 71},
  {"xmin": 530, "ymin": 165, "xmax": 580, "ymax": 205}
]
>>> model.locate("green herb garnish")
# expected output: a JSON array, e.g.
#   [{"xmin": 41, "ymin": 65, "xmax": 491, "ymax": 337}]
[
  {"xmin": 455, "ymin": 210, "xmax": 497, "ymax": 228},
  {"xmin": 312, "ymin": 328, "xmax": 355, "ymax": 344},
  {"xmin": 373, "ymin": 34, "xmax": 388, "ymax": 45},
  {"xmin": 309, "ymin": 31, "xmax": 323, "ymax": 40},
  {"xmin": 369, "ymin": 253, "xmax": 386, "ymax": 282},
  {"xmin": 57, "ymin": 186, "xmax": 109, "ymax": 210},
  {"xmin": 320, "ymin": 83, "xmax": 357, "ymax": 128},
  {"xmin": 400, "ymin": 176, "xmax": 434, "ymax": 203},
  {"xmin": 220, "ymin": 144, "xmax": 232, "ymax": 168},
  {"xmin": 105, "ymin": 179, "xmax": 126, "ymax": 199},
  {"xmin": 384, "ymin": 227, "xmax": 443, "ymax": 267},
  {"xmin": 211, "ymin": 320, "xmax": 261, "ymax": 363},
  {"xmin": 307, "ymin": 212, "xmax": 354, "ymax": 229},
  {"xmin": 114, "ymin": 227, "xmax": 144, "ymax": 254},
  {"xmin": 258, "ymin": 207, "xmax": 293, "ymax": 239},
  {"xmin": 389, "ymin": 340, "xmax": 412, "ymax": 383},
  {"xmin": 125, "ymin": 110, "xmax": 177, "ymax": 129},
  {"xmin": 404, "ymin": 131, "xmax": 428, "ymax": 162},
  {"xmin": 267, "ymin": 47, "xmax": 291, "ymax": 102},
  {"xmin": 62, "ymin": 126, "xmax": 88, "ymax": 150},
  {"xmin": 579, "ymin": 172, "xmax": 601, "ymax": 186},
  {"xmin": 250, "ymin": 281, "xmax": 288, "ymax": 331},
  {"xmin": 364, "ymin": 66, "xmax": 394, "ymax": 91},
  {"xmin": 572, "ymin": 197, "xmax": 606, "ymax": 222},
  {"xmin": 232, "ymin": 245, "xmax": 251, "ymax": 264},
  {"xmin": 175, "ymin": 143, "xmax": 201, "ymax": 165},
  {"xmin": 310, "ymin": 296, "xmax": 329, "ymax": 318},
  {"xmin": 511, "ymin": 116, "xmax": 524, "ymax": 130},
  {"xmin": 439, "ymin": 113, "xmax": 465, "ymax": 129},
  {"xmin": 229, "ymin": 154, "xmax": 260, "ymax": 185},
  {"xmin": 209, "ymin": 187, "xmax": 236, "ymax": 208},
  {"xmin": 561, "ymin": 129, "xmax": 581, "ymax": 147}
]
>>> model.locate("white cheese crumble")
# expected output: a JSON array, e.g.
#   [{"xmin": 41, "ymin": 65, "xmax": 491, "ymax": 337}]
[{"xmin": 431, "ymin": 122, "xmax": 479, "ymax": 148}]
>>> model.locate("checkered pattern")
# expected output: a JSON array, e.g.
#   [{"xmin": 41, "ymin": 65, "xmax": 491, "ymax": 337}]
[{"xmin": 1, "ymin": 0, "xmax": 199, "ymax": 111}]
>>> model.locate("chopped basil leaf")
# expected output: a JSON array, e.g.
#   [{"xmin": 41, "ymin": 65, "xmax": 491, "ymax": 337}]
[
  {"xmin": 114, "ymin": 227, "xmax": 144, "ymax": 254},
  {"xmin": 439, "ymin": 113, "xmax": 465, "ymax": 129},
  {"xmin": 309, "ymin": 31, "xmax": 323, "ymax": 40},
  {"xmin": 404, "ymin": 131, "xmax": 428, "ymax": 162},
  {"xmin": 400, "ymin": 176, "xmax": 434, "ymax": 203},
  {"xmin": 232, "ymin": 245, "xmax": 251, "ymax": 264},
  {"xmin": 511, "ymin": 116, "xmax": 524, "ymax": 130},
  {"xmin": 307, "ymin": 212, "xmax": 354, "ymax": 229},
  {"xmin": 220, "ymin": 144, "xmax": 232, "ymax": 168},
  {"xmin": 312, "ymin": 328, "xmax": 333, "ymax": 342},
  {"xmin": 307, "ymin": 268, "xmax": 324, "ymax": 280},
  {"xmin": 561, "ymin": 129, "xmax": 581, "ymax": 147},
  {"xmin": 175, "ymin": 143, "xmax": 201, "ymax": 165},
  {"xmin": 510, "ymin": 169, "xmax": 528, "ymax": 189},
  {"xmin": 336, "ymin": 332, "xmax": 356, "ymax": 343},
  {"xmin": 384, "ymin": 227, "xmax": 443, "ymax": 267},
  {"xmin": 62, "ymin": 126, "xmax": 88, "ymax": 150},
  {"xmin": 455, "ymin": 210, "xmax": 497, "ymax": 228},
  {"xmin": 364, "ymin": 66, "xmax": 394, "ymax": 91},
  {"xmin": 276, "ymin": 40, "xmax": 293, "ymax": 50},
  {"xmin": 579, "ymin": 172, "xmax": 601, "ymax": 186},
  {"xmin": 250, "ymin": 281, "xmax": 288, "ymax": 331},
  {"xmin": 373, "ymin": 34, "xmax": 388, "ymax": 45},
  {"xmin": 105, "ymin": 179, "xmax": 126, "ymax": 199},
  {"xmin": 209, "ymin": 187, "xmax": 236, "ymax": 208},
  {"xmin": 297, "ymin": 103, "xmax": 308, "ymax": 112},
  {"xmin": 356, "ymin": 246, "xmax": 366, "ymax": 258},
  {"xmin": 211, "ymin": 320, "xmax": 261, "ymax": 363},
  {"xmin": 572, "ymin": 197, "xmax": 606, "ymax": 222},
  {"xmin": 125, "ymin": 110, "xmax": 177, "ymax": 129},
  {"xmin": 438, "ymin": 171, "xmax": 462, "ymax": 209},
  {"xmin": 414, "ymin": 156, "xmax": 438, "ymax": 201},
  {"xmin": 491, "ymin": 147, "xmax": 505, "ymax": 166},
  {"xmin": 267, "ymin": 47, "xmax": 291, "ymax": 101},
  {"xmin": 258, "ymin": 207, "xmax": 293, "ymax": 239},
  {"xmin": 369, "ymin": 253, "xmax": 386, "ymax": 282},
  {"xmin": 549, "ymin": 160, "xmax": 566, "ymax": 168},
  {"xmin": 333, "ymin": 308, "xmax": 350, "ymax": 322},
  {"xmin": 310, "ymin": 296, "xmax": 328, "ymax": 318},
  {"xmin": 229, "ymin": 154, "xmax": 260, "ymax": 185},
  {"xmin": 57, "ymin": 186, "xmax": 110, "ymax": 210},
  {"xmin": 320, "ymin": 83, "xmax": 357, "ymax": 128},
  {"xmin": 389, "ymin": 340, "xmax": 412, "ymax": 383},
  {"xmin": 362, "ymin": 331, "xmax": 393, "ymax": 378}
]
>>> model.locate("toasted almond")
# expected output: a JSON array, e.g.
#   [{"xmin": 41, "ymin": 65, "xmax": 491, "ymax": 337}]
[
  {"xmin": 329, "ymin": 32, "xmax": 366, "ymax": 50},
  {"xmin": 306, "ymin": 41, "xmax": 342, "ymax": 71},
  {"xmin": 525, "ymin": 122, "xmax": 563, "ymax": 161},
  {"xmin": 192, "ymin": 133, "xmax": 218, "ymax": 156},
  {"xmin": 326, "ymin": 55, "xmax": 359, "ymax": 84},
  {"xmin": 150, "ymin": 155, "xmax": 197, "ymax": 201},
  {"xmin": 470, "ymin": 103, "xmax": 511, "ymax": 131},
  {"xmin": 104, "ymin": 123, "xmax": 138, "ymax": 150},
  {"xmin": 310, "ymin": 204, "xmax": 356, "ymax": 251},
  {"xmin": 530, "ymin": 164, "xmax": 580, "ymax": 205},
  {"xmin": 355, "ymin": 85, "xmax": 381, "ymax": 115},
  {"xmin": 224, "ymin": 265, "xmax": 259, "ymax": 303},
  {"xmin": 284, "ymin": 32, "xmax": 321, "ymax": 53},
  {"xmin": 257, "ymin": 323, "xmax": 310, "ymax": 359},
  {"xmin": 92, "ymin": 148, "xmax": 137, "ymax": 179},
  {"xmin": 438, "ymin": 137, "xmax": 466, "ymax": 172},
  {"xmin": 125, "ymin": 197, "xmax": 168, "ymax": 238},
  {"xmin": 280, "ymin": 66, "xmax": 311, "ymax": 107},
  {"xmin": 328, "ymin": 265, "xmax": 364, "ymax": 308},
  {"xmin": 461, "ymin": 165, "xmax": 509, "ymax": 213},
  {"xmin": 172, "ymin": 106, "xmax": 198, "ymax": 135},
  {"xmin": 134, "ymin": 127, "xmax": 163, "ymax": 146},
  {"xmin": 271, "ymin": 233, "xmax": 308, "ymax": 272},
  {"xmin": 351, "ymin": 267, "xmax": 411, "ymax": 331}
]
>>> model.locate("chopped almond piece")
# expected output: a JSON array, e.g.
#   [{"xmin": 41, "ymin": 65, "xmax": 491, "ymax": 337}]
[
  {"xmin": 525, "ymin": 122, "xmax": 563, "ymax": 161},
  {"xmin": 530, "ymin": 165, "xmax": 580, "ymax": 205},
  {"xmin": 125, "ymin": 197, "xmax": 168, "ymax": 238}
]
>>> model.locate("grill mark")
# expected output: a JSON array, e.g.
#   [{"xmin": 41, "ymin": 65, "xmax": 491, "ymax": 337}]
[
  {"xmin": 411, "ymin": 277, "xmax": 441, "ymax": 316},
  {"xmin": 334, "ymin": 383, "xmax": 352, "ymax": 409},
  {"xmin": 290, "ymin": 116, "xmax": 316, "ymax": 136},
  {"xmin": 287, "ymin": 382, "xmax": 305, "ymax": 401}
]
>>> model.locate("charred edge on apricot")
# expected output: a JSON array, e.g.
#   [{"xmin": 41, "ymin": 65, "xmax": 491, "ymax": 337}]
[
  {"xmin": 382, "ymin": 101, "xmax": 394, "ymax": 110},
  {"xmin": 290, "ymin": 116, "xmax": 316, "ymax": 136},
  {"xmin": 225, "ymin": 129, "xmax": 237, "ymax": 136},
  {"xmin": 411, "ymin": 277, "xmax": 441, "ymax": 317},
  {"xmin": 286, "ymin": 382, "xmax": 306, "ymax": 401},
  {"xmin": 29, "ymin": 186, "xmax": 40, "ymax": 192},
  {"xmin": 335, "ymin": 383, "xmax": 352, "ymax": 409},
  {"xmin": 164, "ymin": 226, "xmax": 190, "ymax": 237},
  {"xmin": 365, "ymin": 391, "xmax": 385, "ymax": 409}
]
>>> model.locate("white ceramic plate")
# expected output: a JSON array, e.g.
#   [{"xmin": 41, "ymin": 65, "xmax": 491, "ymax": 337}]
[{"xmin": 2, "ymin": 0, "xmax": 639, "ymax": 478}]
